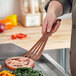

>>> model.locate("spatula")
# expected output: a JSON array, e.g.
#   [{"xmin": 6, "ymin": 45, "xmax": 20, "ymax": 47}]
[{"xmin": 23, "ymin": 19, "xmax": 61, "ymax": 60}]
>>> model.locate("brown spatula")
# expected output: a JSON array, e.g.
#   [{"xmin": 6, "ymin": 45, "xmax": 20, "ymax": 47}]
[{"xmin": 23, "ymin": 19, "xmax": 61, "ymax": 60}]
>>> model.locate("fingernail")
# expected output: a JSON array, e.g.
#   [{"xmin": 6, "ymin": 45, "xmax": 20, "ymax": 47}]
[{"xmin": 47, "ymin": 29, "xmax": 50, "ymax": 32}]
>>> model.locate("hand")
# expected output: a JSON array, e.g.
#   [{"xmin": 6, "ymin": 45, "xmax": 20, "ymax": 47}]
[
  {"xmin": 42, "ymin": 1, "xmax": 63, "ymax": 35},
  {"xmin": 42, "ymin": 12, "xmax": 61, "ymax": 35},
  {"xmin": 50, "ymin": 19, "xmax": 61, "ymax": 34}
]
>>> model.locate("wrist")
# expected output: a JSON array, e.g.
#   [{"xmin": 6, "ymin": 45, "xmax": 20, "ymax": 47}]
[{"xmin": 47, "ymin": 1, "xmax": 63, "ymax": 17}]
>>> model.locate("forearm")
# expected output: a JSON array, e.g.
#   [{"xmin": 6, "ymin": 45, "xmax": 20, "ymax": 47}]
[{"xmin": 47, "ymin": 1, "xmax": 63, "ymax": 17}]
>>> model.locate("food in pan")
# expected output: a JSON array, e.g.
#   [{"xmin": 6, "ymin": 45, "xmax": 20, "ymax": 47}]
[
  {"xmin": 0, "ymin": 70, "xmax": 15, "ymax": 76},
  {"xmin": 5, "ymin": 57, "xmax": 34, "ymax": 70},
  {"xmin": 0, "ymin": 64, "xmax": 2, "ymax": 70},
  {"xmin": 12, "ymin": 67, "xmax": 44, "ymax": 76}
]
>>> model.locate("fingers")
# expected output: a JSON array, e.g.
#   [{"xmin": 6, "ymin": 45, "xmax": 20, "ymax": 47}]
[
  {"xmin": 42, "ymin": 16, "xmax": 56, "ymax": 35},
  {"xmin": 42, "ymin": 18, "xmax": 61, "ymax": 36},
  {"xmin": 47, "ymin": 18, "xmax": 56, "ymax": 32},
  {"xmin": 51, "ymin": 20, "xmax": 60, "ymax": 34},
  {"xmin": 42, "ymin": 18, "xmax": 47, "ymax": 34},
  {"xmin": 42, "ymin": 11, "xmax": 61, "ymax": 35}
]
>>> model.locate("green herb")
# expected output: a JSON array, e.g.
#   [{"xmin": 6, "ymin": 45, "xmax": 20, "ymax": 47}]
[{"xmin": 12, "ymin": 67, "xmax": 44, "ymax": 76}]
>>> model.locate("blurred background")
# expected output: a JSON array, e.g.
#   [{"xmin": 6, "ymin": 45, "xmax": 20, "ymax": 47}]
[
  {"xmin": 0, "ymin": 0, "xmax": 72, "ymax": 75},
  {"xmin": 0, "ymin": 0, "xmax": 71, "ymax": 19}
]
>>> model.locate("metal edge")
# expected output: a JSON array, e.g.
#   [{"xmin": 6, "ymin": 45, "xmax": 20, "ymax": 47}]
[{"xmin": 42, "ymin": 53, "xmax": 66, "ymax": 76}]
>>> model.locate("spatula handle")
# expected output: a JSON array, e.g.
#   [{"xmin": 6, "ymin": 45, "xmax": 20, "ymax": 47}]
[{"xmin": 43, "ymin": 19, "xmax": 61, "ymax": 37}]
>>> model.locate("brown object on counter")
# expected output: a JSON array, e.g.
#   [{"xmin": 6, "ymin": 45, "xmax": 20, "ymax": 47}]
[
  {"xmin": 34, "ymin": 0, "xmax": 40, "ymax": 13},
  {"xmin": 29, "ymin": 0, "xmax": 39, "ymax": 13},
  {"xmin": 0, "ymin": 64, "xmax": 2, "ymax": 70},
  {"xmin": 19, "ymin": 0, "xmax": 41, "ymax": 27},
  {"xmin": 20, "ymin": 13, "xmax": 41, "ymax": 27},
  {"xmin": 22, "ymin": 0, "xmax": 30, "ymax": 13}
]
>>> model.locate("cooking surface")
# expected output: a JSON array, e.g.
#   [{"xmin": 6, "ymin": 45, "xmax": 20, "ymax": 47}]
[
  {"xmin": 0, "ymin": 19, "xmax": 72, "ymax": 50},
  {"xmin": 0, "ymin": 43, "xmax": 66, "ymax": 76}
]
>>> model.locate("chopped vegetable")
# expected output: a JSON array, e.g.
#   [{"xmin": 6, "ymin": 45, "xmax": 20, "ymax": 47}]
[
  {"xmin": 0, "ymin": 19, "xmax": 14, "ymax": 30},
  {"xmin": 0, "ymin": 70, "xmax": 15, "ymax": 76},
  {"xmin": 12, "ymin": 67, "xmax": 44, "ymax": 76},
  {"xmin": 11, "ymin": 35, "xmax": 17, "ymax": 40},
  {"xmin": 0, "ymin": 14, "xmax": 18, "ymax": 30},
  {"xmin": 5, "ymin": 15, "xmax": 18, "ymax": 26},
  {"xmin": 11, "ymin": 33, "xmax": 27, "ymax": 40},
  {"xmin": 0, "ymin": 23, "xmax": 5, "ymax": 33}
]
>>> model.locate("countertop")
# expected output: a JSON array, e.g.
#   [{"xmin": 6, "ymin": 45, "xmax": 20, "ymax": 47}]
[{"xmin": 0, "ymin": 19, "xmax": 72, "ymax": 50}]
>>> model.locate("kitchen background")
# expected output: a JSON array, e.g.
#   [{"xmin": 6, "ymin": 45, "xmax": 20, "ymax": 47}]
[
  {"xmin": 0, "ymin": 0, "xmax": 71, "ymax": 19},
  {"xmin": 0, "ymin": 0, "xmax": 72, "ymax": 75}
]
